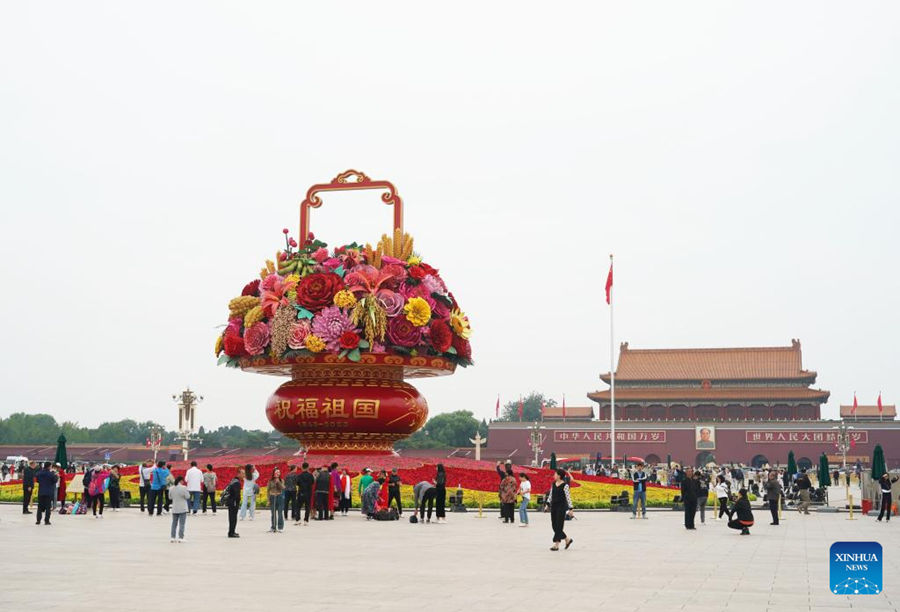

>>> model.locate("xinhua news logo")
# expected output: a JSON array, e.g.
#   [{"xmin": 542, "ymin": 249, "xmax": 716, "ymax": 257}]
[{"xmin": 830, "ymin": 542, "xmax": 883, "ymax": 595}]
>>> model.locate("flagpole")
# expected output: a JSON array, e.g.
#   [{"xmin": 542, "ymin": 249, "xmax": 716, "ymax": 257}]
[{"xmin": 609, "ymin": 254, "xmax": 616, "ymax": 469}]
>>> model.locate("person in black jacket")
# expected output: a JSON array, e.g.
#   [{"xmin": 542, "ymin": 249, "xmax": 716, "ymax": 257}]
[
  {"xmin": 296, "ymin": 463, "xmax": 314, "ymax": 525},
  {"xmin": 22, "ymin": 460, "xmax": 36, "ymax": 514},
  {"xmin": 35, "ymin": 462, "xmax": 58, "ymax": 526},
  {"xmin": 434, "ymin": 463, "xmax": 447, "ymax": 523},
  {"xmin": 387, "ymin": 468, "xmax": 402, "ymax": 515},
  {"xmin": 727, "ymin": 488, "xmax": 754, "ymax": 535},
  {"xmin": 681, "ymin": 467, "xmax": 699, "ymax": 530},
  {"xmin": 225, "ymin": 467, "xmax": 243, "ymax": 538},
  {"xmin": 795, "ymin": 469, "xmax": 812, "ymax": 515},
  {"xmin": 876, "ymin": 473, "xmax": 899, "ymax": 522},
  {"xmin": 315, "ymin": 466, "xmax": 331, "ymax": 521}
]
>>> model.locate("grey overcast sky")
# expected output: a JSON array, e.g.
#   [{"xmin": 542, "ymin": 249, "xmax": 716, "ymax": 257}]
[{"xmin": 1, "ymin": 2, "xmax": 898, "ymax": 431}]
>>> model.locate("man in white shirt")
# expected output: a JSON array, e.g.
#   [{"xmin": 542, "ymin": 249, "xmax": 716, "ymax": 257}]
[
  {"xmin": 139, "ymin": 460, "xmax": 154, "ymax": 513},
  {"xmin": 185, "ymin": 461, "xmax": 204, "ymax": 515}
]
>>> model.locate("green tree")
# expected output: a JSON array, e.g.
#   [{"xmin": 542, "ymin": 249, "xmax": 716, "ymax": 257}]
[
  {"xmin": 395, "ymin": 410, "xmax": 486, "ymax": 449},
  {"xmin": 497, "ymin": 393, "xmax": 556, "ymax": 422}
]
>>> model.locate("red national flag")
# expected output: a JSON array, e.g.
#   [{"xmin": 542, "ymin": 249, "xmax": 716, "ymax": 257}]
[
  {"xmin": 518, "ymin": 398, "xmax": 523, "ymax": 421},
  {"xmin": 852, "ymin": 393, "xmax": 857, "ymax": 415},
  {"xmin": 562, "ymin": 394, "xmax": 567, "ymax": 419},
  {"xmin": 605, "ymin": 261, "xmax": 613, "ymax": 305},
  {"xmin": 878, "ymin": 392, "xmax": 883, "ymax": 413},
  {"xmin": 540, "ymin": 401, "xmax": 546, "ymax": 420},
  {"xmin": 495, "ymin": 396, "xmax": 500, "ymax": 418}
]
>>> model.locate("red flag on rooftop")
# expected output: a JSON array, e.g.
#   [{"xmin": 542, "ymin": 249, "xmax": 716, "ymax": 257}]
[
  {"xmin": 605, "ymin": 260, "xmax": 613, "ymax": 305},
  {"xmin": 495, "ymin": 396, "xmax": 499, "ymax": 419},
  {"xmin": 562, "ymin": 394, "xmax": 567, "ymax": 419},
  {"xmin": 540, "ymin": 401, "xmax": 546, "ymax": 420},
  {"xmin": 878, "ymin": 392, "xmax": 883, "ymax": 413},
  {"xmin": 852, "ymin": 393, "xmax": 857, "ymax": 415},
  {"xmin": 518, "ymin": 397, "xmax": 523, "ymax": 421}
]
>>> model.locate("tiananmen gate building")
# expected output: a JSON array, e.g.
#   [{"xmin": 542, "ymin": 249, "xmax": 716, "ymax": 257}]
[{"xmin": 488, "ymin": 340, "xmax": 899, "ymax": 468}]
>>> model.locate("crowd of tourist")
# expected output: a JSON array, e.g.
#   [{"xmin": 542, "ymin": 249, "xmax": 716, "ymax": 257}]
[{"xmin": 10, "ymin": 455, "xmax": 894, "ymax": 547}]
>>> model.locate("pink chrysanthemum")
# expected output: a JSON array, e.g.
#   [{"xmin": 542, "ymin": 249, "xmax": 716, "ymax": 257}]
[
  {"xmin": 288, "ymin": 320, "xmax": 312, "ymax": 350},
  {"xmin": 311, "ymin": 306, "xmax": 356, "ymax": 352},
  {"xmin": 243, "ymin": 322, "xmax": 271, "ymax": 356}
]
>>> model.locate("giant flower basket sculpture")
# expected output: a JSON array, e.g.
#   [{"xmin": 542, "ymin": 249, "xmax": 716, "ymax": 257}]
[{"xmin": 215, "ymin": 171, "xmax": 472, "ymax": 453}]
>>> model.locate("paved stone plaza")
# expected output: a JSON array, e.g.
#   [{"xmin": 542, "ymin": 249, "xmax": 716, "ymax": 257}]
[{"xmin": 1, "ymin": 504, "xmax": 897, "ymax": 612}]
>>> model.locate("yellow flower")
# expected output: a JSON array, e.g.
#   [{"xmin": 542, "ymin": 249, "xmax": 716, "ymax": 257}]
[
  {"xmin": 450, "ymin": 308, "xmax": 471, "ymax": 339},
  {"xmin": 305, "ymin": 334, "xmax": 326, "ymax": 353},
  {"xmin": 243, "ymin": 305, "xmax": 265, "ymax": 328},
  {"xmin": 404, "ymin": 297, "xmax": 432, "ymax": 327},
  {"xmin": 334, "ymin": 290, "xmax": 357, "ymax": 309},
  {"xmin": 214, "ymin": 334, "xmax": 224, "ymax": 356},
  {"xmin": 407, "ymin": 255, "xmax": 421, "ymax": 265}
]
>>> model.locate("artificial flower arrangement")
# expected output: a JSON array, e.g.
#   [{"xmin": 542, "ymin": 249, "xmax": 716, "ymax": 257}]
[{"xmin": 215, "ymin": 228, "xmax": 472, "ymax": 367}]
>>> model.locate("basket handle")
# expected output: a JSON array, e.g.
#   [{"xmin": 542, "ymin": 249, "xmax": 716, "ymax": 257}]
[{"xmin": 299, "ymin": 170, "xmax": 403, "ymax": 245}]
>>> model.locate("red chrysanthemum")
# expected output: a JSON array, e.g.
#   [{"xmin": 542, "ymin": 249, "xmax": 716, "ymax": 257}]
[
  {"xmin": 223, "ymin": 332, "xmax": 246, "ymax": 357},
  {"xmin": 429, "ymin": 319, "xmax": 453, "ymax": 353},
  {"xmin": 419, "ymin": 263, "xmax": 439, "ymax": 277},
  {"xmin": 451, "ymin": 334, "xmax": 471, "ymax": 360},
  {"xmin": 296, "ymin": 273, "xmax": 343, "ymax": 310},
  {"xmin": 241, "ymin": 279, "xmax": 261, "ymax": 297},
  {"xmin": 408, "ymin": 265, "xmax": 427, "ymax": 280},
  {"xmin": 339, "ymin": 331, "xmax": 360, "ymax": 350}
]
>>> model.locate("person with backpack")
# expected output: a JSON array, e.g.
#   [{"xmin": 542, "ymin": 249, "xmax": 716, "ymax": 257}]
[
  {"xmin": 202, "ymin": 464, "xmax": 217, "ymax": 514},
  {"xmin": 220, "ymin": 467, "xmax": 243, "ymax": 538},
  {"xmin": 169, "ymin": 476, "xmax": 190, "ymax": 542},
  {"xmin": 89, "ymin": 465, "xmax": 110, "ymax": 518},
  {"xmin": 239, "ymin": 463, "xmax": 259, "ymax": 521},
  {"xmin": 148, "ymin": 460, "xmax": 170, "ymax": 517},
  {"xmin": 267, "ymin": 467, "xmax": 286, "ymax": 533}
]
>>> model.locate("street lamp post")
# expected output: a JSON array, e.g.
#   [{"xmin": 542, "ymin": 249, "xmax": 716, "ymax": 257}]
[
  {"xmin": 528, "ymin": 422, "xmax": 546, "ymax": 467},
  {"xmin": 173, "ymin": 388, "xmax": 203, "ymax": 461},
  {"xmin": 148, "ymin": 427, "xmax": 163, "ymax": 463},
  {"xmin": 833, "ymin": 420, "xmax": 855, "ymax": 511}
]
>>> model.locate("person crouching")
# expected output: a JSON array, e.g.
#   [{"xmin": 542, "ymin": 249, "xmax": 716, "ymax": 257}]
[{"xmin": 727, "ymin": 488, "xmax": 754, "ymax": 535}]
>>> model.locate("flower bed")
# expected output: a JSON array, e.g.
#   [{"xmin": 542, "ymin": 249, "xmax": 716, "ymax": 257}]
[{"xmin": 1, "ymin": 456, "xmax": 681, "ymax": 508}]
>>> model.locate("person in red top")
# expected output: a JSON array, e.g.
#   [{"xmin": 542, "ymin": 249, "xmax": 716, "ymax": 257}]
[{"xmin": 339, "ymin": 468, "xmax": 352, "ymax": 516}]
